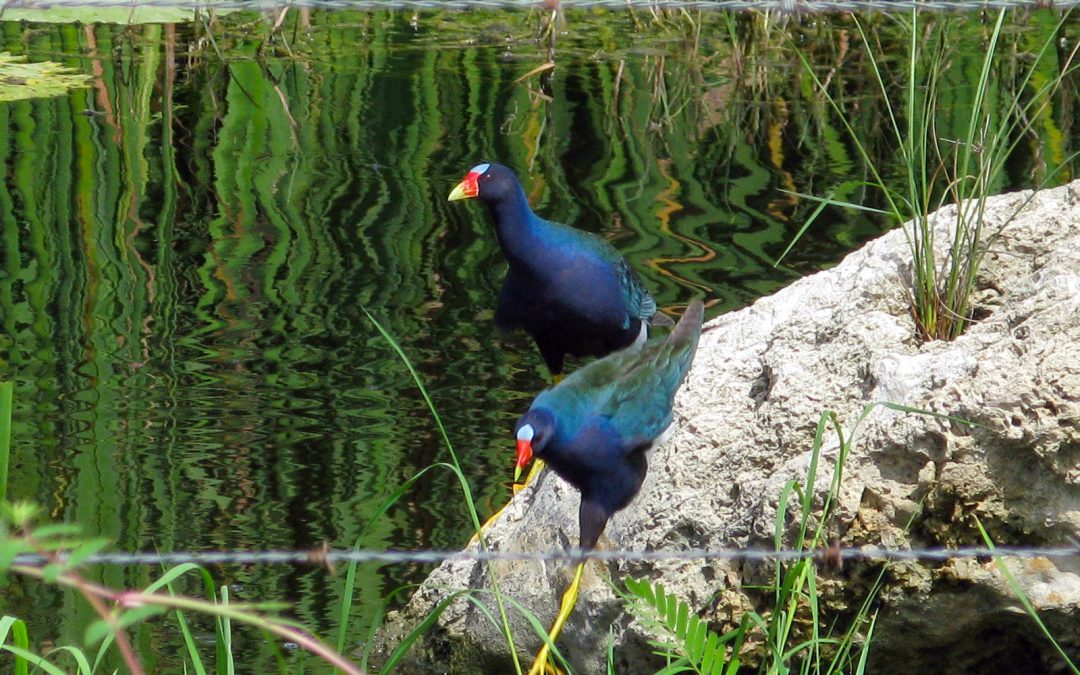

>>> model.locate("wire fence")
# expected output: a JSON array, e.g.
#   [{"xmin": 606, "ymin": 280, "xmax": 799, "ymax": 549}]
[
  {"xmin": 11, "ymin": 543, "xmax": 1080, "ymax": 569},
  {"xmin": 1, "ymin": 0, "xmax": 1076, "ymax": 11},
  {"xmin": 2, "ymin": 0, "xmax": 1075, "ymax": 581}
]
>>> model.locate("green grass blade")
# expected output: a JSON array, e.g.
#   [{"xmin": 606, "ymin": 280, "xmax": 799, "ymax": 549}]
[
  {"xmin": 361, "ymin": 308, "xmax": 482, "ymax": 532},
  {"xmin": 343, "ymin": 460, "xmax": 460, "ymax": 659},
  {"xmin": 773, "ymin": 189, "xmax": 836, "ymax": 267},
  {"xmin": 780, "ymin": 189, "xmax": 892, "ymax": 213},
  {"xmin": 378, "ymin": 590, "xmax": 473, "ymax": 673},
  {"xmin": 153, "ymin": 563, "xmax": 214, "ymax": 675},
  {"xmin": 976, "ymin": 520, "xmax": 1080, "ymax": 675},
  {"xmin": 0, "ymin": 380, "xmax": 12, "ymax": 502},
  {"xmin": 853, "ymin": 612, "xmax": 877, "ymax": 675},
  {"xmin": 607, "ymin": 626, "xmax": 617, "ymax": 675},
  {"xmin": 172, "ymin": 605, "xmax": 209, "ymax": 675},
  {"xmin": 363, "ymin": 309, "xmax": 521, "ymax": 673},
  {"xmin": 42, "ymin": 646, "xmax": 93, "ymax": 675},
  {"xmin": 220, "ymin": 585, "xmax": 235, "ymax": 675},
  {"xmin": 774, "ymin": 185, "xmax": 893, "ymax": 267},
  {"xmin": 466, "ymin": 588, "xmax": 575, "ymax": 672},
  {"xmin": 359, "ymin": 584, "xmax": 418, "ymax": 670},
  {"xmin": 0, "ymin": 646, "xmax": 68, "ymax": 675},
  {"xmin": 145, "ymin": 562, "xmax": 213, "ymax": 594},
  {"xmin": 0, "ymin": 615, "xmax": 30, "ymax": 675}
]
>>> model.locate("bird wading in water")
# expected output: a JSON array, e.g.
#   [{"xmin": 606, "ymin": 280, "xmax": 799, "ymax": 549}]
[
  {"xmin": 513, "ymin": 299, "xmax": 705, "ymax": 674},
  {"xmin": 448, "ymin": 162, "xmax": 672, "ymax": 385}
]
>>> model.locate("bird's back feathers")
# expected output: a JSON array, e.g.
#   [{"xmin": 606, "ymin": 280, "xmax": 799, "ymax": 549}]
[{"xmin": 534, "ymin": 300, "xmax": 704, "ymax": 446}]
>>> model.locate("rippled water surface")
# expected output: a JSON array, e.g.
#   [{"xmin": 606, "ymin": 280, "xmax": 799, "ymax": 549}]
[{"xmin": 1, "ymin": 7, "xmax": 1076, "ymax": 669}]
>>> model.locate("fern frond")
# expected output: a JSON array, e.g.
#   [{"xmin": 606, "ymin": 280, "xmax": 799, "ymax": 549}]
[{"xmin": 624, "ymin": 577, "xmax": 741, "ymax": 675}]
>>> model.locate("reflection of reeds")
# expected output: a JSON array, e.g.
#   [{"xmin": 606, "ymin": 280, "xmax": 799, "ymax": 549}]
[
  {"xmin": 4, "ymin": 12, "xmax": 1080, "ymax": 669},
  {"xmin": 0, "ymin": 380, "xmax": 11, "ymax": 501},
  {"xmin": 647, "ymin": 159, "xmax": 718, "ymax": 299}
]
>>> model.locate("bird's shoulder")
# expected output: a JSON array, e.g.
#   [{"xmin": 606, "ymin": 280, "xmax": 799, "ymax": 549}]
[
  {"xmin": 537, "ymin": 217, "xmax": 621, "ymax": 260},
  {"xmin": 541, "ymin": 219, "xmax": 657, "ymax": 321}
]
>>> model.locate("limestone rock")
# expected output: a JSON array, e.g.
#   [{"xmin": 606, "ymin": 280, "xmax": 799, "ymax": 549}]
[{"xmin": 374, "ymin": 181, "xmax": 1080, "ymax": 674}]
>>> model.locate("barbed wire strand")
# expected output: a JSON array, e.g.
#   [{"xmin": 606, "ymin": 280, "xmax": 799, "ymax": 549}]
[
  {"xmin": 2, "ymin": 0, "xmax": 1078, "ymax": 11},
  {"xmin": 1, "ymin": 0, "xmax": 1070, "ymax": 574},
  {"xmin": 2, "ymin": 0, "xmax": 1074, "ymax": 576},
  {"xmin": 10, "ymin": 544, "xmax": 1080, "ymax": 568}
]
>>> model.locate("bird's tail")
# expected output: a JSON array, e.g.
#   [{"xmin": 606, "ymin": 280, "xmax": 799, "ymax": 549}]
[
  {"xmin": 649, "ymin": 311, "xmax": 676, "ymax": 328},
  {"xmin": 668, "ymin": 300, "xmax": 705, "ymax": 348}
]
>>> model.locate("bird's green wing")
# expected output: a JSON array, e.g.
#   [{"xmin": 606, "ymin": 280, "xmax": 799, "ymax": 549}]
[{"xmin": 600, "ymin": 301, "xmax": 704, "ymax": 442}]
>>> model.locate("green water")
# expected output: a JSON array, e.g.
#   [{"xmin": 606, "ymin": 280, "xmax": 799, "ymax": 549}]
[{"xmin": 0, "ymin": 8, "xmax": 1075, "ymax": 670}]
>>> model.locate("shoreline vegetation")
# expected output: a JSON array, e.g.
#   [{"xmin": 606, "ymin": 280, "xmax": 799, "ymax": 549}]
[{"xmin": 2, "ymin": 5, "xmax": 1079, "ymax": 673}]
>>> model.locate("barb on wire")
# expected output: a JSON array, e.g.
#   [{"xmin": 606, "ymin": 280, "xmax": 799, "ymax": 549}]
[{"xmin": 10, "ymin": 543, "xmax": 1080, "ymax": 569}]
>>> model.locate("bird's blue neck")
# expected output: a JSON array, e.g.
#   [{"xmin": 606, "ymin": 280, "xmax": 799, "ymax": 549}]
[{"xmin": 483, "ymin": 184, "xmax": 556, "ymax": 269}]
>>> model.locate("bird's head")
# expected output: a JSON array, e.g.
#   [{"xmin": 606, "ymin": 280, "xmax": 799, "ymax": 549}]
[
  {"xmin": 514, "ymin": 408, "xmax": 555, "ymax": 482},
  {"xmin": 448, "ymin": 162, "xmax": 518, "ymax": 204}
]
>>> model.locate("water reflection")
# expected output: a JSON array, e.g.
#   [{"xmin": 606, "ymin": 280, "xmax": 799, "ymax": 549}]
[{"xmin": 0, "ymin": 8, "xmax": 1075, "ymax": 666}]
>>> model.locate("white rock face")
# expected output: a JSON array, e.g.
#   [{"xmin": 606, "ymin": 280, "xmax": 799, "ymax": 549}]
[{"xmin": 374, "ymin": 182, "xmax": 1080, "ymax": 674}]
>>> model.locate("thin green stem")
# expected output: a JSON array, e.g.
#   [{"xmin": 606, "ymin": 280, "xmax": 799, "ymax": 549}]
[
  {"xmin": 0, "ymin": 380, "xmax": 12, "ymax": 502},
  {"xmin": 13, "ymin": 564, "xmax": 364, "ymax": 675},
  {"xmin": 362, "ymin": 308, "xmax": 523, "ymax": 674}
]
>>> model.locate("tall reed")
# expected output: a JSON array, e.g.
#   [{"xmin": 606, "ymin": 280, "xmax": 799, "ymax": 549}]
[{"xmin": 792, "ymin": 9, "xmax": 1078, "ymax": 341}]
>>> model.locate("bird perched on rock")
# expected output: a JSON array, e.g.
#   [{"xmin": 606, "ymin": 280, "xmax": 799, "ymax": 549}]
[
  {"xmin": 448, "ymin": 162, "xmax": 672, "ymax": 382},
  {"xmin": 513, "ymin": 299, "xmax": 704, "ymax": 549},
  {"xmin": 513, "ymin": 299, "xmax": 704, "ymax": 675}
]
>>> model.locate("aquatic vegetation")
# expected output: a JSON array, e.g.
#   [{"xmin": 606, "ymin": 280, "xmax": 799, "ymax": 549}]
[
  {"xmin": 790, "ymin": 9, "xmax": 1079, "ymax": 341},
  {"xmin": 0, "ymin": 53, "xmax": 90, "ymax": 102},
  {"xmin": 1, "ymin": 6, "xmax": 1079, "ymax": 673}
]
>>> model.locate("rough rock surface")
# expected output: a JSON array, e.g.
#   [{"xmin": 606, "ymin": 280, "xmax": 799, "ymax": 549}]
[{"xmin": 374, "ymin": 182, "xmax": 1080, "ymax": 674}]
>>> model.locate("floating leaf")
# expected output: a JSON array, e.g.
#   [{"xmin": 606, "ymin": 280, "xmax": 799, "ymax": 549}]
[{"xmin": 0, "ymin": 52, "xmax": 91, "ymax": 103}]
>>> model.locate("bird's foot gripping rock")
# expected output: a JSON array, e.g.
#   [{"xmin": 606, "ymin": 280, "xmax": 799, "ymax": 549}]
[
  {"xmin": 515, "ymin": 459, "xmax": 546, "ymax": 492},
  {"xmin": 528, "ymin": 562, "xmax": 586, "ymax": 675},
  {"xmin": 473, "ymin": 460, "xmax": 548, "ymax": 540}
]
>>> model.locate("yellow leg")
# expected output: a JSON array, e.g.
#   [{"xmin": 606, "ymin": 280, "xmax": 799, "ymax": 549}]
[
  {"xmin": 552, "ymin": 373, "xmax": 565, "ymax": 385},
  {"xmin": 473, "ymin": 458, "xmax": 549, "ymax": 541},
  {"xmin": 476, "ymin": 507, "xmax": 505, "ymax": 538},
  {"xmin": 518, "ymin": 459, "xmax": 545, "ymax": 489},
  {"xmin": 528, "ymin": 562, "xmax": 585, "ymax": 675}
]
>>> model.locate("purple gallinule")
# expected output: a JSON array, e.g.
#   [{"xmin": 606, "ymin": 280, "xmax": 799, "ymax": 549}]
[
  {"xmin": 448, "ymin": 162, "xmax": 672, "ymax": 383},
  {"xmin": 514, "ymin": 299, "xmax": 704, "ymax": 547},
  {"xmin": 513, "ymin": 299, "xmax": 704, "ymax": 674}
]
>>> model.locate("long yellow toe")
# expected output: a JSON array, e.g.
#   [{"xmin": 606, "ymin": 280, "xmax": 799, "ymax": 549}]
[{"xmin": 528, "ymin": 562, "xmax": 585, "ymax": 675}]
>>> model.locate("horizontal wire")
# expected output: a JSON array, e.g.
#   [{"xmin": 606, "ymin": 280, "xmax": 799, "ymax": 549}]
[
  {"xmin": 10, "ymin": 544, "xmax": 1080, "ymax": 568},
  {"xmin": 0, "ymin": 0, "xmax": 1074, "ymax": 12}
]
